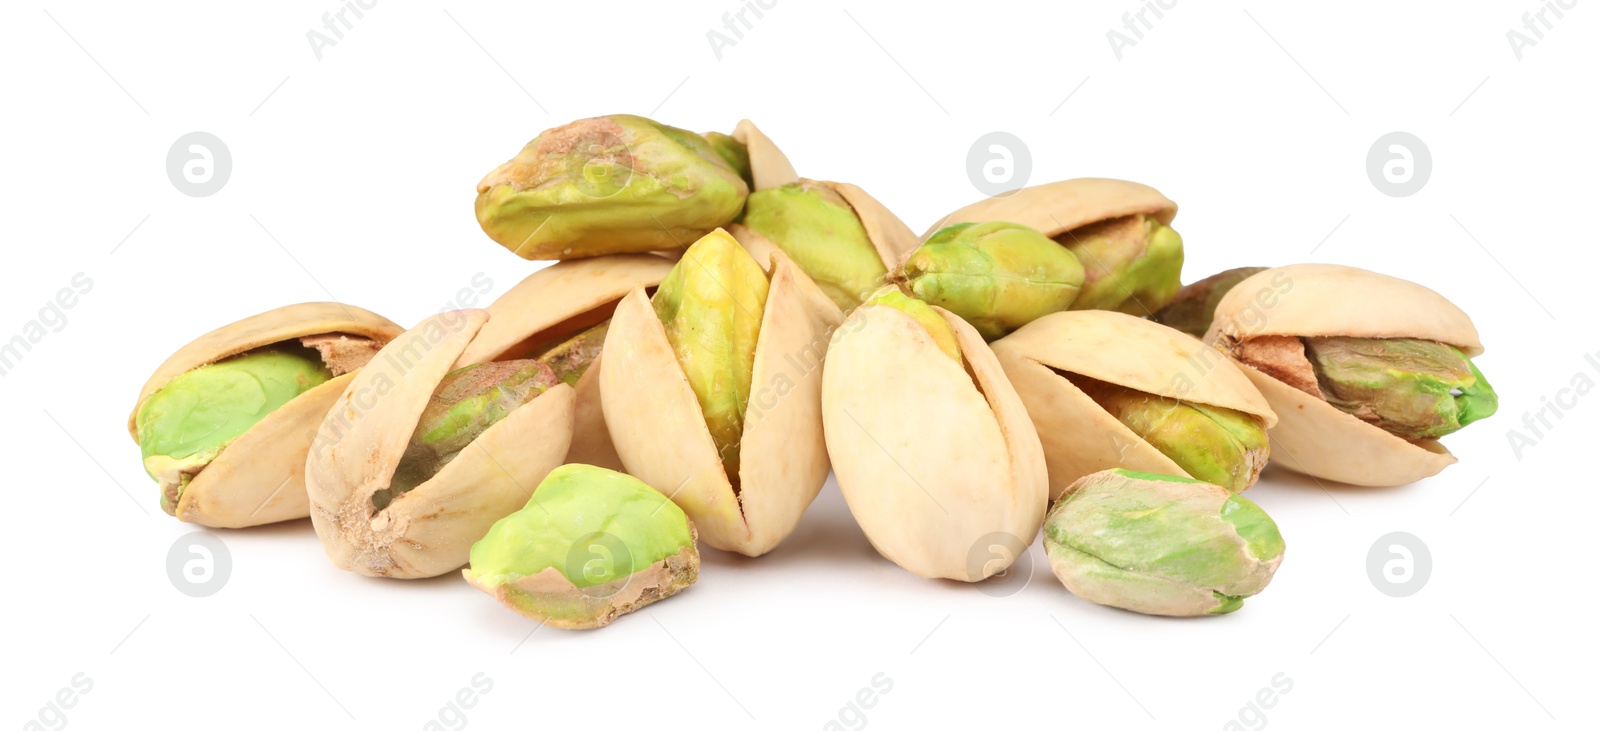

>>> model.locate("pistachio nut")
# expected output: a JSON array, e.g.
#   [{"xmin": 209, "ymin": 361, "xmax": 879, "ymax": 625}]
[
  {"xmin": 128, "ymin": 303, "xmax": 401, "ymax": 528},
  {"xmin": 893, "ymin": 221, "xmax": 1086, "ymax": 340},
  {"xmin": 703, "ymin": 119, "xmax": 799, "ymax": 192},
  {"xmin": 602, "ymin": 228, "xmax": 844, "ymax": 556},
  {"xmin": 1152, "ymin": 266, "xmax": 1267, "ymax": 337},
  {"xmin": 992, "ymin": 310, "xmax": 1276, "ymax": 499},
  {"xmin": 1044, "ymin": 468, "xmax": 1286, "ymax": 617},
  {"xmin": 1205, "ymin": 264, "xmax": 1496, "ymax": 486},
  {"xmin": 822, "ymin": 285, "xmax": 1048, "ymax": 581},
  {"xmin": 475, "ymin": 114, "xmax": 749, "ymax": 260},
  {"xmin": 454, "ymin": 255, "xmax": 673, "ymax": 471},
  {"xmin": 929, "ymin": 178, "xmax": 1183, "ymax": 314},
  {"xmin": 307, "ymin": 310, "xmax": 576, "ymax": 578},
  {"xmin": 463, "ymin": 464, "xmax": 699, "ymax": 629},
  {"xmin": 731, "ymin": 179, "xmax": 921, "ymax": 311}
]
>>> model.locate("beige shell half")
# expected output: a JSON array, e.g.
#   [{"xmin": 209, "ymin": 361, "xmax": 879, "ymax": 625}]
[
  {"xmin": 129, "ymin": 302, "xmax": 403, "ymax": 437},
  {"xmin": 306, "ymin": 310, "xmax": 575, "ymax": 578},
  {"xmin": 992, "ymin": 310, "xmax": 1276, "ymax": 500},
  {"xmin": 1205, "ymin": 264, "xmax": 1478, "ymax": 486},
  {"xmin": 1206, "ymin": 263, "xmax": 1483, "ymax": 356},
  {"xmin": 924, "ymin": 177, "xmax": 1178, "ymax": 240},
  {"xmin": 454, "ymin": 255, "xmax": 673, "ymax": 470},
  {"xmin": 129, "ymin": 302, "xmax": 402, "ymax": 528},
  {"xmin": 822, "ymin": 303, "xmax": 1048, "ymax": 581},
  {"xmin": 731, "ymin": 119, "xmax": 799, "ymax": 191},
  {"xmin": 601, "ymin": 251, "xmax": 843, "ymax": 556},
  {"xmin": 729, "ymin": 180, "xmax": 922, "ymax": 273}
]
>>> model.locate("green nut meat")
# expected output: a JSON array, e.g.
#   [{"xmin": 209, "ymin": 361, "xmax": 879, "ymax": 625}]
[
  {"xmin": 1057, "ymin": 214, "xmax": 1184, "ymax": 314},
  {"xmin": 1044, "ymin": 468, "xmax": 1286, "ymax": 617},
  {"xmin": 741, "ymin": 180, "xmax": 888, "ymax": 311},
  {"xmin": 702, "ymin": 131, "xmax": 753, "ymax": 190},
  {"xmin": 378, "ymin": 360, "xmax": 560, "ymax": 509},
  {"xmin": 1304, "ymin": 337, "xmax": 1498, "ymax": 440},
  {"xmin": 138, "ymin": 345, "xmax": 332, "ymax": 512},
  {"xmin": 463, "ymin": 464, "xmax": 700, "ymax": 629},
  {"xmin": 896, "ymin": 222, "xmax": 1085, "ymax": 340},
  {"xmin": 1075, "ymin": 378, "xmax": 1269, "ymax": 493},
  {"xmin": 653, "ymin": 229, "xmax": 770, "ymax": 481},
  {"xmin": 862, "ymin": 285, "xmax": 962, "ymax": 364},
  {"xmin": 475, "ymin": 114, "xmax": 749, "ymax": 260},
  {"xmin": 1152, "ymin": 266, "xmax": 1267, "ymax": 338},
  {"xmin": 530, "ymin": 320, "xmax": 610, "ymax": 388}
]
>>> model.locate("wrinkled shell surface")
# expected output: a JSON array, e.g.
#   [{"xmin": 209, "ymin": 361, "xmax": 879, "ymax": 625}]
[
  {"xmin": 1206, "ymin": 264, "xmax": 1478, "ymax": 486},
  {"xmin": 822, "ymin": 304, "xmax": 1048, "ymax": 581},
  {"xmin": 925, "ymin": 178, "xmax": 1177, "ymax": 240},
  {"xmin": 455, "ymin": 255, "xmax": 672, "ymax": 470},
  {"xmin": 129, "ymin": 302, "xmax": 402, "ymax": 527},
  {"xmin": 306, "ymin": 310, "xmax": 574, "ymax": 578},
  {"xmin": 992, "ymin": 310, "xmax": 1275, "ymax": 499},
  {"xmin": 601, "ymin": 251, "xmax": 843, "ymax": 556}
]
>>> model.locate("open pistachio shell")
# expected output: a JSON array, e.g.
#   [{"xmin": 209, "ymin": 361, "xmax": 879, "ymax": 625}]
[
  {"xmin": 729, "ymin": 180, "xmax": 920, "ymax": 306},
  {"xmin": 731, "ymin": 119, "xmax": 799, "ymax": 191},
  {"xmin": 926, "ymin": 178, "xmax": 1177, "ymax": 240},
  {"xmin": 601, "ymin": 246, "xmax": 843, "ymax": 556},
  {"xmin": 129, "ymin": 303, "xmax": 402, "ymax": 527},
  {"xmin": 306, "ymin": 310, "xmax": 575, "ymax": 578},
  {"xmin": 454, "ymin": 255, "xmax": 672, "ymax": 471},
  {"xmin": 822, "ymin": 302, "xmax": 1048, "ymax": 581},
  {"xmin": 1205, "ymin": 264, "xmax": 1480, "ymax": 486},
  {"xmin": 992, "ymin": 310, "xmax": 1275, "ymax": 500}
]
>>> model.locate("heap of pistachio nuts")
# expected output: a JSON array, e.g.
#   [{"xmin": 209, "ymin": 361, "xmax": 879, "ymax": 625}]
[{"xmin": 131, "ymin": 113, "xmax": 1498, "ymax": 626}]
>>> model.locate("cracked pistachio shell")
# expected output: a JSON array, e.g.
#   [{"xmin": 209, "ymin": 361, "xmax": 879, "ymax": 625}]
[
  {"xmin": 475, "ymin": 114, "xmax": 748, "ymax": 260},
  {"xmin": 306, "ymin": 310, "xmax": 575, "ymax": 578},
  {"xmin": 992, "ymin": 310, "xmax": 1275, "ymax": 500},
  {"xmin": 463, "ymin": 464, "xmax": 699, "ymax": 629},
  {"xmin": 1045, "ymin": 469, "xmax": 1285, "ymax": 617},
  {"xmin": 821, "ymin": 299, "xmax": 1048, "ymax": 581},
  {"xmin": 731, "ymin": 180, "xmax": 920, "ymax": 310},
  {"xmin": 601, "ymin": 231, "xmax": 843, "ymax": 556},
  {"xmin": 897, "ymin": 221, "xmax": 1086, "ymax": 340},
  {"xmin": 928, "ymin": 178, "xmax": 1182, "ymax": 313},
  {"xmin": 1205, "ymin": 264, "xmax": 1483, "ymax": 486},
  {"xmin": 128, "ymin": 303, "xmax": 402, "ymax": 528},
  {"xmin": 454, "ymin": 255, "xmax": 673, "ymax": 471},
  {"xmin": 706, "ymin": 119, "xmax": 799, "ymax": 192},
  {"xmin": 1152, "ymin": 267, "xmax": 1268, "ymax": 338}
]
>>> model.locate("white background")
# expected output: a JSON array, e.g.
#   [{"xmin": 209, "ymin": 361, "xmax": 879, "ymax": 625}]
[{"xmin": 3, "ymin": 1, "xmax": 1595, "ymax": 729}]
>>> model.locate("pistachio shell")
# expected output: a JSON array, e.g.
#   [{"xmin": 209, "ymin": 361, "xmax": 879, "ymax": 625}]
[
  {"xmin": 822, "ymin": 303, "xmax": 1047, "ymax": 581},
  {"xmin": 453, "ymin": 255, "xmax": 672, "ymax": 471},
  {"xmin": 306, "ymin": 310, "xmax": 574, "ymax": 578},
  {"xmin": 925, "ymin": 178, "xmax": 1177, "ymax": 240},
  {"xmin": 1206, "ymin": 264, "xmax": 1483, "ymax": 356},
  {"xmin": 731, "ymin": 119, "xmax": 799, "ymax": 191},
  {"xmin": 1205, "ymin": 264, "xmax": 1482, "ymax": 486},
  {"xmin": 129, "ymin": 303, "xmax": 402, "ymax": 528},
  {"xmin": 992, "ymin": 310, "xmax": 1274, "ymax": 499},
  {"xmin": 601, "ymin": 248, "xmax": 842, "ymax": 556}
]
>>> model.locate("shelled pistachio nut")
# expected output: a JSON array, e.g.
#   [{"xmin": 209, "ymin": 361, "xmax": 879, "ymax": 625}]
[
  {"xmin": 307, "ymin": 310, "xmax": 575, "ymax": 578},
  {"xmin": 476, "ymin": 114, "xmax": 749, "ymax": 260},
  {"xmin": 453, "ymin": 255, "xmax": 673, "ymax": 471},
  {"xmin": 929, "ymin": 178, "xmax": 1183, "ymax": 314},
  {"xmin": 1152, "ymin": 266, "xmax": 1267, "ymax": 337},
  {"xmin": 1204, "ymin": 264, "xmax": 1497, "ymax": 487},
  {"xmin": 822, "ymin": 285, "xmax": 1048, "ymax": 581},
  {"xmin": 731, "ymin": 179, "xmax": 921, "ymax": 311},
  {"xmin": 893, "ymin": 221, "xmax": 1086, "ymax": 340},
  {"xmin": 992, "ymin": 310, "xmax": 1276, "ymax": 499},
  {"xmin": 1044, "ymin": 469, "xmax": 1286, "ymax": 617},
  {"xmin": 463, "ymin": 464, "xmax": 699, "ymax": 629},
  {"xmin": 703, "ymin": 119, "xmax": 799, "ymax": 192},
  {"xmin": 602, "ymin": 228, "xmax": 843, "ymax": 556},
  {"xmin": 129, "ymin": 303, "xmax": 402, "ymax": 528}
]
